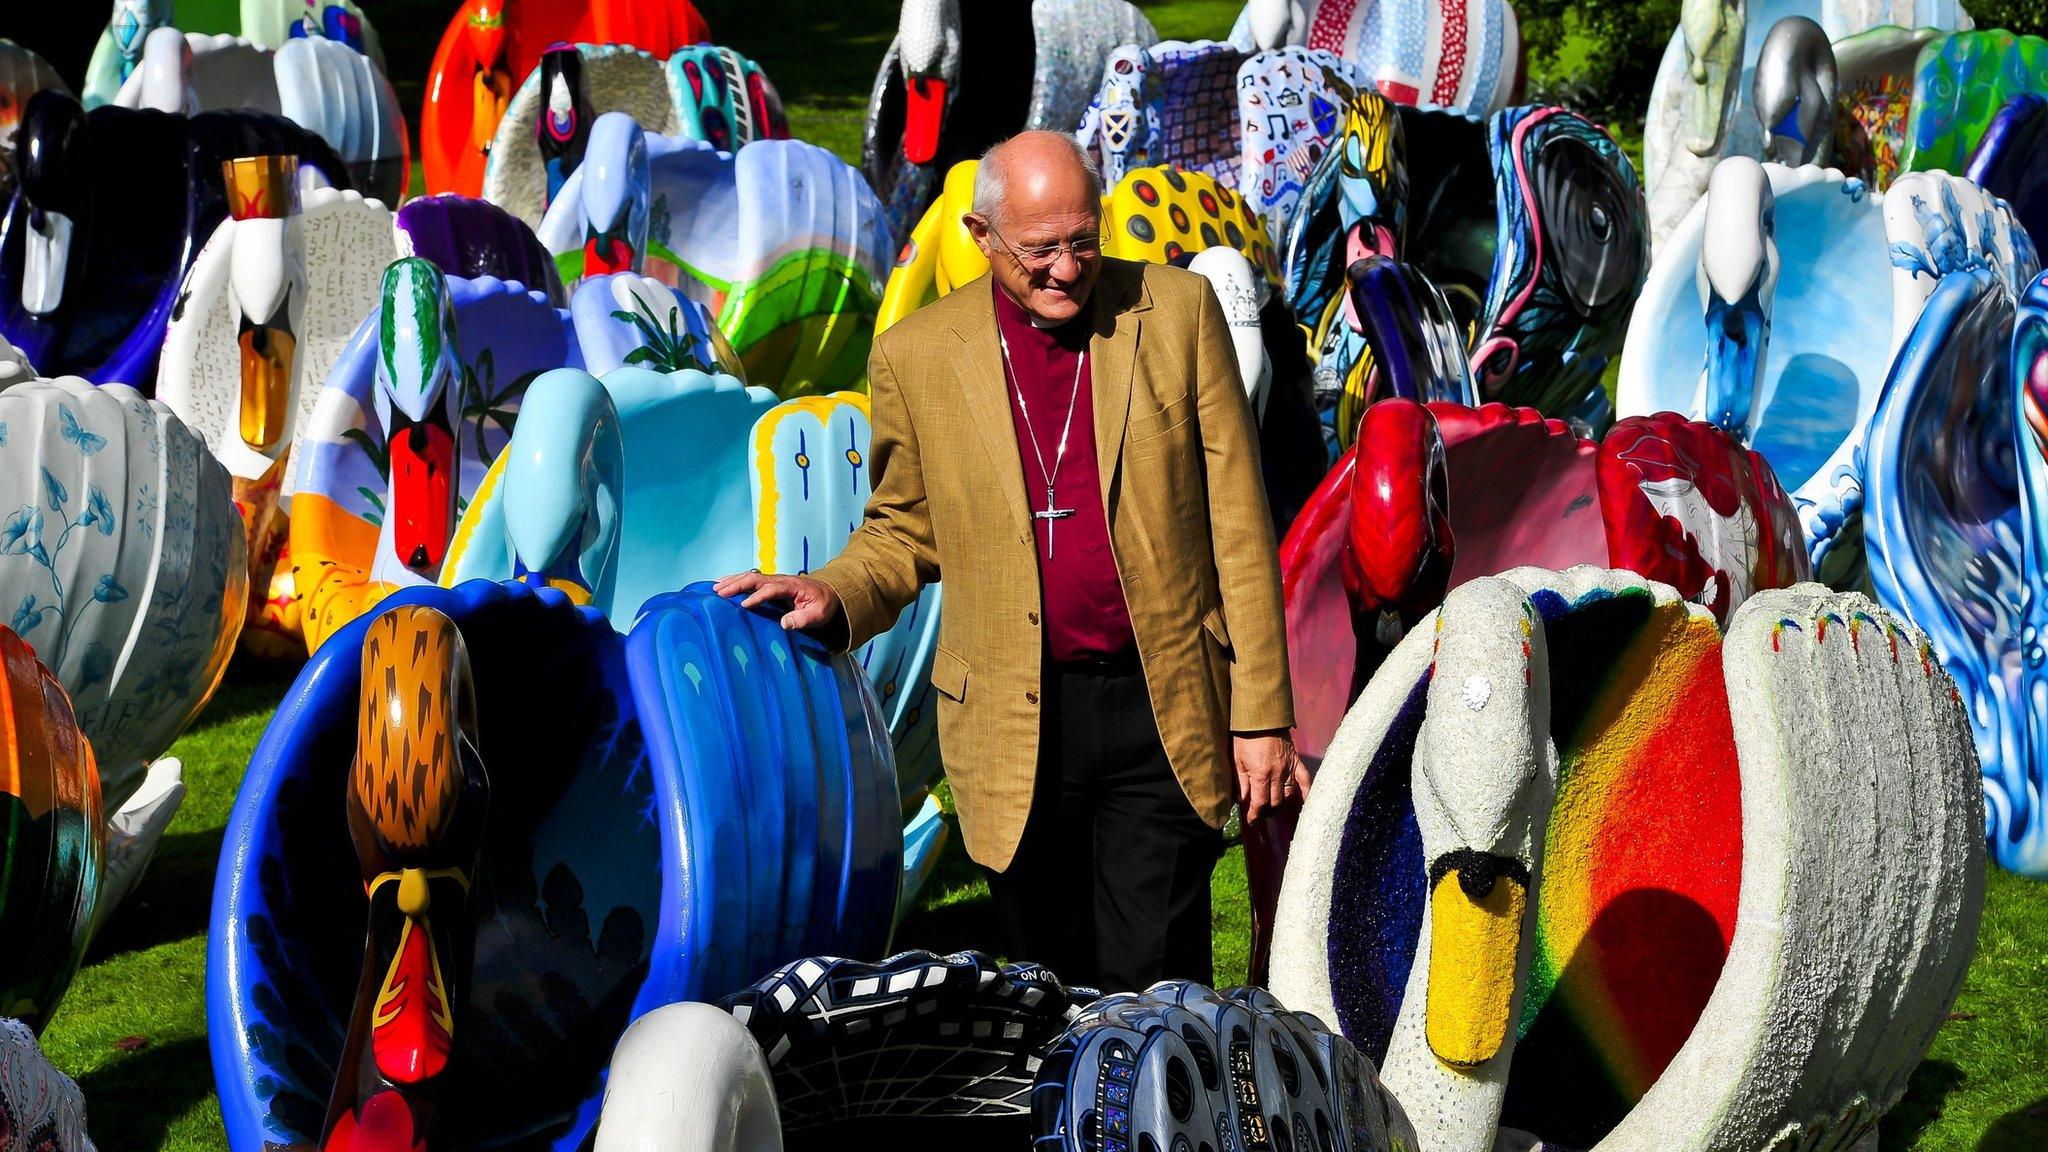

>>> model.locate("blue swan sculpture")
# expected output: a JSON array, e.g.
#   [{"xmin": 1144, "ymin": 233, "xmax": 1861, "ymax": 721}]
[
  {"xmin": 209, "ymin": 575, "xmax": 902, "ymax": 1150},
  {"xmin": 1618, "ymin": 160, "xmax": 2039, "ymax": 586},
  {"xmin": 1864, "ymin": 263, "xmax": 2048, "ymax": 876},
  {"xmin": 442, "ymin": 367, "xmax": 949, "ymax": 902}
]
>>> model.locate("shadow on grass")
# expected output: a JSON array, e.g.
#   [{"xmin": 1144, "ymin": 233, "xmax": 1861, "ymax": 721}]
[
  {"xmin": 1978, "ymin": 1096, "xmax": 2048, "ymax": 1151},
  {"xmin": 78, "ymin": 1035, "xmax": 214, "ymax": 1152},
  {"xmin": 1882, "ymin": 1060, "xmax": 1967, "ymax": 1148},
  {"xmin": 84, "ymin": 826, "xmax": 226, "ymax": 963},
  {"xmin": 893, "ymin": 813, "xmax": 998, "ymax": 957},
  {"xmin": 194, "ymin": 662, "xmax": 304, "ymax": 730}
]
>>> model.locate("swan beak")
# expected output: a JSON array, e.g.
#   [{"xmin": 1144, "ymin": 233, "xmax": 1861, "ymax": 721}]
[
  {"xmin": 1425, "ymin": 853, "xmax": 1529, "ymax": 1068},
  {"xmin": 902, "ymin": 75, "xmax": 948, "ymax": 166},
  {"xmin": 369, "ymin": 871, "xmax": 455, "ymax": 1084},
  {"xmin": 21, "ymin": 206, "xmax": 72, "ymax": 317},
  {"xmin": 236, "ymin": 311, "xmax": 297, "ymax": 453},
  {"xmin": 389, "ymin": 408, "xmax": 458, "ymax": 575},
  {"xmin": 582, "ymin": 223, "xmax": 637, "ymax": 276}
]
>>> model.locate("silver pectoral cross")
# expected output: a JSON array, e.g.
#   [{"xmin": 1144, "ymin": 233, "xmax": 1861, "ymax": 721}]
[{"xmin": 1035, "ymin": 485, "xmax": 1076, "ymax": 557}]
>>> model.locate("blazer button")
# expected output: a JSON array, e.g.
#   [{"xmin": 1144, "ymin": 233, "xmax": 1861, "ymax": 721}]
[
  {"xmin": 1026, "ymin": 690, "xmax": 1039, "ymax": 705},
  {"xmin": 1028, "ymin": 611, "xmax": 1039, "ymax": 626}
]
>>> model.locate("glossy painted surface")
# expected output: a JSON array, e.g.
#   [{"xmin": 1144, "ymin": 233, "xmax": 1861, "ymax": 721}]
[
  {"xmin": 0, "ymin": 625, "xmax": 103, "ymax": 1033},
  {"xmin": 1867, "ymin": 266, "xmax": 2039, "ymax": 874},
  {"xmin": 1620, "ymin": 162, "xmax": 2037, "ymax": 584},
  {"xmin": 1966, "ymin": 93, "xmax": 2048, "ymax": 268},
  {"xmin": 1902, "ymin": 29, "xmax": 2048, "ymax": 177},
  {"xmin": 0, "ymin": 377, "xmax": 246, "ymax": 805},
  {"xmin": 0, "ymin": 95, "xmax": 348, "ymax": 390},
  {"xmin": 538, "ymin": 119, "xmax": 892, "ymax": 395},
  {"xmin": 420, "ymin": 0, "xmax": 713, "ymax": 197},
  {"xmin": 210, "ymin": 578, "xmax": 901, "ymax": 1150},
  {"xmin": 1470, "ymin": 106, "xmax": 1648, "ymax": 426}
]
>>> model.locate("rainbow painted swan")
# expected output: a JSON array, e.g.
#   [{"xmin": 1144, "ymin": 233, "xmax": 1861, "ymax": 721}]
[{"xmin": 1273, "ymin": 566, "xmax": 1984, "ymax": 1150}]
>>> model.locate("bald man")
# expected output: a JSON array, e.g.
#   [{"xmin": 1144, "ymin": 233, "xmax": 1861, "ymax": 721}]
[{"xmin": 716, "ymin": 131, "xmax": 1305, "ymax": 990}]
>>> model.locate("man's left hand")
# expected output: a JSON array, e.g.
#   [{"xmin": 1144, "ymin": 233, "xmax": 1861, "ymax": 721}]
[{"xmin": 1234, "ymin": 730, "xmax": 1311, "ymax": 824}]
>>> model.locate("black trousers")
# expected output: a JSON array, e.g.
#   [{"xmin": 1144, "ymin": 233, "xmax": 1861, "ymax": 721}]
[{"xmin": 982, "ymin": 652, "xmax": 1223, "ymax": 993}]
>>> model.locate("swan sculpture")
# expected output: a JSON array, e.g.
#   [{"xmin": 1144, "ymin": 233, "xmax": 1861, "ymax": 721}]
[
  {"xmin": 160, "ymin": 189, "xmax": 565, "ymax": 656},
  {"xmin": 1272, "ymin": 567, "xmax": 1984, "ymax": 1150},
  {"xmin": 481, "ymin": 43, "xmax": 792, "ymax": 225},
  {"xmin": 0, "ymin": 622, "xmax": 105, "ymax": 1031},
  {"xmin": 863, "ymin": 0, "xmax": 1159, "ymax": 240},
  {"xmin": 0, "ymin": 375, "xmax": 246, "ymax": 937},
  {"xmin": 438, "ymin": 367, "xmax": 950, "ymax": 901},
  {"xmin": 0, "ymin": 40, "xmax": 68, "ymax": 201},
  {"xmin": 109, "ymin": 25, "xmax": 408, "ymax": 203},
  {"xmin": 593, "ymin": 1002, "xmax": 782, "ymax": 1152},
  {"xmin": 211, "ymin": 577, "xmax": 901, "ymax": 1151},
  {"xmin": 0, "ymin": 90, "xmax": 348, "ymax": 389},
  {"xmin": 1863, "ymin": 261, "xmax": 2048, "ymax": 876},
  {"xmin": 84, "ymin": 0, "xmax": 385, "ymax": 107},
  {"xmin": 536, "ymin": 113, "xmax": 893, "ymax": 396},
  {"xmin": 1641, "ymin": 0, "xmax": 1972, "ymax": 252},
  {"xmin": 710, "ymin": 950, "xmax": 1098, "ymax": 1133},
  {"xmin": 419, "ymin": 0, "xmax": 713, "ymax": 197},
  {"xmin": 1074, "ymin": 40, "xmax": 1249, "ymax": 192},
  {"xmin": 287, "ymin": 257, "xmax": 718, "ymax": 652},
  {"xmin": 1618, "ymin": 158, "xmax": 2038, "ymax": 585},
  {"xmin": 1965, "ymin": 91, "xmax": 2048, "ymax": 263},
  {"xmin": 1226, "ymin": 0, "xmax": 1522, "ymax": 118}
]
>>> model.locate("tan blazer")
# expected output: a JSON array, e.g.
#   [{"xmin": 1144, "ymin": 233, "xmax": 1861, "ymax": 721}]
[{"xmin": 814, "ymin": 258, "xmax": 1294, "ymax": 871}]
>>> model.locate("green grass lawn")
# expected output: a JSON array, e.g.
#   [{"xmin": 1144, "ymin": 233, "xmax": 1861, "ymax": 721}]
[{"xmin": 24, "ymin": 1, "xmax": 2048, "ymax": 1148}]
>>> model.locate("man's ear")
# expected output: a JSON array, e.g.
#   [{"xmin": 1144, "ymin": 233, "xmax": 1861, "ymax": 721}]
[{"xmin": 963, "ymin": 212, "xmax": 995, "ymax": 257}]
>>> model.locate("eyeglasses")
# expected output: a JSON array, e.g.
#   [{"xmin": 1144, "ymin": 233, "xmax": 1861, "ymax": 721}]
[{"xmin": 987, "ymin": 224, "xmax": 1103, "ymax": 270}]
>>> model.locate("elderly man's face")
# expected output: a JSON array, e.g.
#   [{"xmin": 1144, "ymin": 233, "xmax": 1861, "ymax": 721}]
[{"xmin": 966, "ymin": 159, "xmax": 1103, "ymax": 326}]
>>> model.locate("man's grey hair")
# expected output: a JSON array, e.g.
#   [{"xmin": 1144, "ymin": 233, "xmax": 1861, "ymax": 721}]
[{"xmin": 971, "ymin": 133, "xmax": 1104, "ymax": 226}]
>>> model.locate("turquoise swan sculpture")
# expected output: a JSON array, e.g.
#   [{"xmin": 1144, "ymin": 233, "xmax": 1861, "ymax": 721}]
[{"xmin": 442, "ymin": 367, "xmax": 949, "ymax": 902}]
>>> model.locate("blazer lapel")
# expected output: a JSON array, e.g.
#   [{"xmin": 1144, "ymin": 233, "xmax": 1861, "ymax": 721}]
[
  {"xmin": 1091, "ymin": 262, "xmax": 1150, "ymax": 517},
  {"xmin": 950, "ymin": 285, "xmax": 1034, "ymax": 538}
]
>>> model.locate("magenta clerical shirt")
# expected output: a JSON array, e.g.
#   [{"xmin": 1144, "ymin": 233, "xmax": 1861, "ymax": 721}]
[{"xmin": 993, "ymin": 282, "xmax": 1134, "ymax": 662}]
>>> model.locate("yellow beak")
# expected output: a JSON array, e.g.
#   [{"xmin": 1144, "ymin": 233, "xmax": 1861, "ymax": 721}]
[
  {"xmin": 237, "ymin": 319, "xmax": 297, "ymax": 453},
  {"xmin": 1424, "ymin": 859, "xmax": 1527, "ymax": 1068}
]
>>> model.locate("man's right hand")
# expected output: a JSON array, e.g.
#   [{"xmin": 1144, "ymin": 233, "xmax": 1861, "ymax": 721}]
[{"xmin": 711, "ymin": 570, "xmax": 843, "ymax": 631}]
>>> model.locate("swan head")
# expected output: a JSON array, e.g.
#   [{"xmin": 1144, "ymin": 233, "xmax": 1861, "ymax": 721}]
[
  {"xmin": 897, "ymin": 0, "xmax": 961, "ymax": 166},
  {"xmin": 343, "ymin": 604, "xmax": 488, "ymax": 1097},
  {"xmin": 460, "ymin": 0, "xmax": 508, "ymax": 74},
  {"xmin": 1345, "ymin": 398, "xmax": 1453, "ymax": 621},
  {"xmin": 110, "ymin": 0, "xmax": 172, "ymax": 79},
  {"xmin": 1188, "ymin": 246, "xmax": 1271, "ymax": 413},
  {"xmin": 375, "ymin": 258, "xmax": 465, "ymax": 577},
  {"xmin": 578, "ymin": 112, "xmax": 652, "ymax": 277},
  {"xmin": 500, "ymin": 368, "xmax": 622, "ymax": 610},
  {"xmin": 1696, "ymin": 157, "xmax": 1777, "ymax": 443},
  {"xmin": 1412, "ymin": 579, "xmax": 1553, "ymax": 1069},
  {"xmin": 15, "ymin": 90, "xmax": 88, "ymax": 319},
  {"xmin": 1679, "ymin": 0, "xmax": 1744, "ymax": 156},
  {"xmin": 133, "ymin": 25, "xmax": 196, "ymax": 115},
  {"xmin": 1753, "ymin": 17, "xmax": 1838, "ymax": 166},
  {"xmin": 222, "ymin": 153, "xmax": 305, "ymax": 457},
  {"xmin": 593, "ymin": 1002, "xmax": 781, "ymax": 1152},
  {"xmin": 537, "ymin": 43, "xmax": 593, "ymax": 207},
  {"xmin": 1248, "ymin": 0, "xmax": 1310, "ymax": 50}
]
